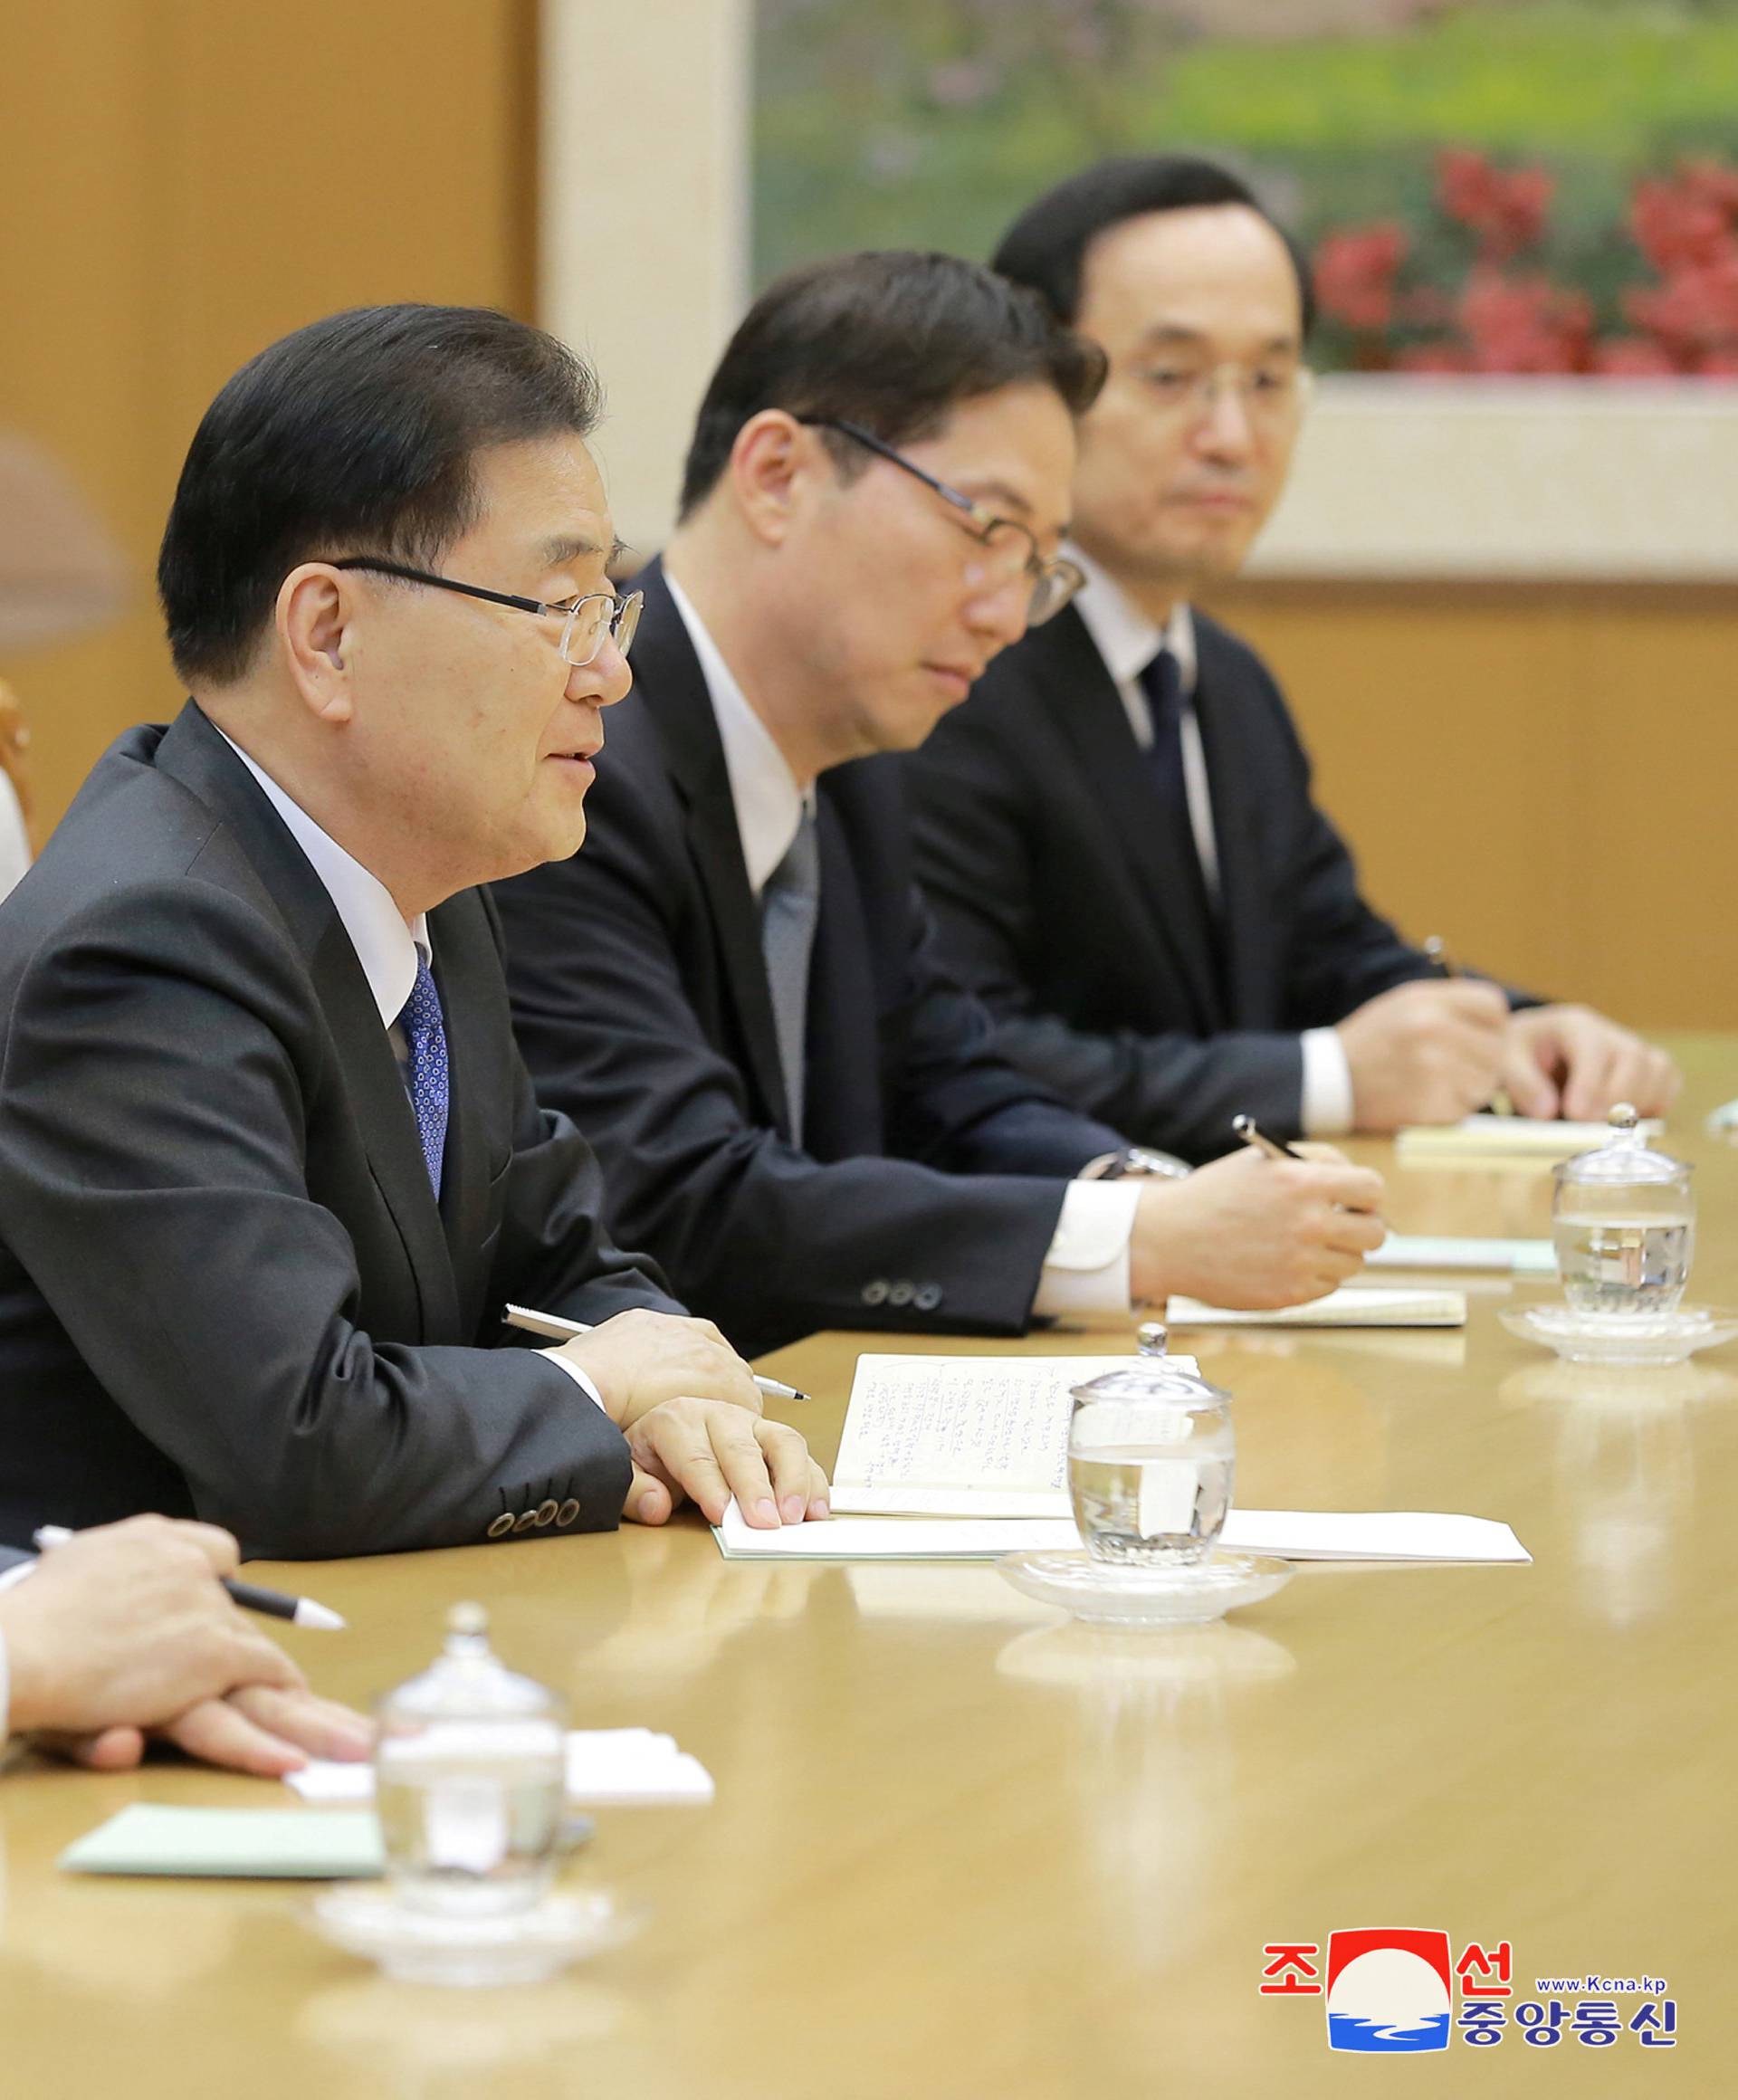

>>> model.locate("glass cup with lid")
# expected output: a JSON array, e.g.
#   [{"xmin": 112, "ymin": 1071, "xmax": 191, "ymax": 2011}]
[
  {"xmin": 1552, "ymin": 1104, "xmax": 1695, "ymax": 1319},
  {"xmin": 374, "ymin": 1602, "xmax": 568, "ymax": 1919},
  {"xmin": 1067, "ymin": 1322, "xmax": 1235, "ymax": 1568}
]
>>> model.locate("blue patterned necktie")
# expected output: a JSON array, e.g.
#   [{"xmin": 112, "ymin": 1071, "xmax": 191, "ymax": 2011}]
[
  {"xmin": 759, "ymin": 807, "xmax": 821, "ymax": 1143},
  {"xmin": 396, "ymin": 951, "xmax": 449, "ymax": 1198}
]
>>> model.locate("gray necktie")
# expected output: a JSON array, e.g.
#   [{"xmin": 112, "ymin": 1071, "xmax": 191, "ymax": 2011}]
[{"xmin": 759, "ymin": 807, "xmax": 820, "ymax": 1142}]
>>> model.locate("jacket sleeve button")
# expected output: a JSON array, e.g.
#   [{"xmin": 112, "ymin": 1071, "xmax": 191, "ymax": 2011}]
[
  {"xmin": 513, "ymin": 1508, "xmax": 539, "ymax": 1533},
  {"xmin": 535, "ymin": 1499, "xmax": 559, "ymax": 1527},
  {"xmin": 486, "ymin": 1513, "xmax": 516, "ymax": 1540},
  {"xmin": 914, "ymin": 1283, "xmax": 942, "ymax": 1312},
  {"xmin": 861, "ymin": 1279, "xmax": 889, "ymax": 1306},
  {"xmin": 557, "ymin": 1498, "xmax": 581, "ymax": 1527}
]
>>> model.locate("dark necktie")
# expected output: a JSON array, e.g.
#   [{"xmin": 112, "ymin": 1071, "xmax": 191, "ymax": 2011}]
[
  {"xmin": 759, "ymin": 807, "xmax": 820, "ymax": 1142},
  {"xmin": 396, "ymin": 951, "xmax": 450, "ymax": 1198},
  {"xmin": 1137, "ymin": 645, "xmax": 1218, "ymax": 937}
]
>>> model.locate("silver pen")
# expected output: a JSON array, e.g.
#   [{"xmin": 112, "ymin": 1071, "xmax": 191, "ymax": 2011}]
[
  {"xmin": 1231, "ymin": 1112, "xmax": 1306, "ymax": 1163},
  {"xmin": 503, "ymin": 1303, "xmax": 810, "ymax": 1402}
]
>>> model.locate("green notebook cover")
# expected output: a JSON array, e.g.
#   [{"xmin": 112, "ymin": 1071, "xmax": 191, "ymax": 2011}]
[{"xmin": 59, "ymin": 1802, "xmax": 384, "ymax": 1879}]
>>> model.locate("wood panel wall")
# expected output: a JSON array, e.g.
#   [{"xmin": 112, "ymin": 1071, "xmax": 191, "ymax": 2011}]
[
  {"xmin": 1199, "ymin": 579, "xmax": 1738, "ymax": 1031},
  {"xmin": 0, "ymin": 0, "xmax": 535, "ymax": 832}
]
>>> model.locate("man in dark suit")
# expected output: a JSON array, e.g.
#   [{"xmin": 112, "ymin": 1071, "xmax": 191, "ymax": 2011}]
[
  {"xmin": 0, "ymin": 1519, "xmax": 368, "ymax": 1774},
  {"xmin": 0, "ymin": 305, "xmax": 825, "ymax": 1558},
  {"xmin": 905, "ymin": 159, "xmax": 1680, "ymax": 1160},
  {"xmin": 497, "ymin": 253, "xmax": 1384, "ymax": 1358}
]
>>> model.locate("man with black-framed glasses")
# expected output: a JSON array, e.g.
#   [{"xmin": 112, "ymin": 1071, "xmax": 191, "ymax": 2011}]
[
  {"xmin": 0, "ymin": 303, "xmax": 827, "ymax": 1558},
  {"xmin": 495, "ymin": 251, "xmax": 1386, "ymax": 1360}
]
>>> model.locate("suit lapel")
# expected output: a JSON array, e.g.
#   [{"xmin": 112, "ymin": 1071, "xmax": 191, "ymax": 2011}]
[
  {"xmin": 154, "ymin": 703, "xmax": 463, "ymax": 1340},
  {"xmin": 633, "ymin": 564, "xmax": 797, "ymax": 1140},
  {"xmin": 1036, "ymin": 609, "xmax": 1226, "ymax": 1028}
]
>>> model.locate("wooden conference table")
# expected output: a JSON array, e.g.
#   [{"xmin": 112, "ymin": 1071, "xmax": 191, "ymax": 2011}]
[{"xmin": 3, "ymin": 1041, "xmax": 1736, "ymax": 2098}]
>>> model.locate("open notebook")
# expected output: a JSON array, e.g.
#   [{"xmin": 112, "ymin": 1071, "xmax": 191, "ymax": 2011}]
[{"xmin": 715, "ymin": 1353, "xmax": 1529, "ymax": 1562}]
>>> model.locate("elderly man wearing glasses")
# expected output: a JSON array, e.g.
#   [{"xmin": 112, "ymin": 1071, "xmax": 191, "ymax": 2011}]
[
  {"xmin": 493, "ymin": 252, "xmax": 1386, "ymax": 1359},
  {"xmin": 904, "ymin": 158, "xmax": 1678, "ymax": 1163},
  {"xmin": 0, "ymin": 304, "xmax": 827, "ymax": 1559}
]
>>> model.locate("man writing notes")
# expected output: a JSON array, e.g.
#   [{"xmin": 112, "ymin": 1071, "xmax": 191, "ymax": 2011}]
[
  {"xmin": 903, "ymin": 160, "xmax": 1679, "ymax": 1161},
  {"xmin": 0, "ymin": 305, "xmax": 824, "ymax": 1556},
  {"xmin": 496, "ymin": 253, "xmax": 1384, "ymax": 1359}
]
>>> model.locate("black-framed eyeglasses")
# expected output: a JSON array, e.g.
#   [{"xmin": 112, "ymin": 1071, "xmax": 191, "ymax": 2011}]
[
  {"xmin": 328, "ymin": 558, "xmax": 643, "ymax": 667},
  {"xmin": 797, "ymin": 418, "xmax": 1084, "ymax": 627}
]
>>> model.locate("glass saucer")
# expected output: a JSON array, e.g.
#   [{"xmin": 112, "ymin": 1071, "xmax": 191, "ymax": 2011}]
[
  {"xmin": 307, "ymin": 1885, "xmax": 640, "ymax": 1987},
  {"xmin": 1498, "ymin": 1303, "xmax": 1738, "ymax": 1367},
  {"xmin": 996, "ymin": 1547, "xmax": 1292, "ymax": 1627}
]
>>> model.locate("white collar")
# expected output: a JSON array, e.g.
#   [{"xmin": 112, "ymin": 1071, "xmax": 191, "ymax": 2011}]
[
  {"xmin": 1069, "ymin": 547, "xmax": 1198, "ymax": 698},
  {"xmin": 664, "ymin": 572, "xmax": 812, "ymax": 897},
  {"xmin": 216, "ymin": 730, "xmax": 428, "ymax": 1028}
]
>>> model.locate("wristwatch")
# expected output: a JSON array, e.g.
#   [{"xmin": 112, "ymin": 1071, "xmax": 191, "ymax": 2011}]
[{"xmin": 1080, "ymin": 1145, "xmax": 1191, "ymax": 1182}]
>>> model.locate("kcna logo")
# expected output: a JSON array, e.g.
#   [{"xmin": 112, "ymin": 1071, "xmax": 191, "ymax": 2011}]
[{"xmin": 1324, "ymin": 1929, "xmax": 1453, "ymax": 2054}]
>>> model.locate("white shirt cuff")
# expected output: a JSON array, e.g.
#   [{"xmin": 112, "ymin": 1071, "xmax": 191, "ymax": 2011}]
[
  {"xmin": 540, "ymin": 1347, "xmax": 610, "ymax": 1413},
  {"xmin": 1300, "ymin": 1027, "xmax": 1355, "ymax": 1137},
  {"xmin": 1033, "ymin": 1179, "xmax": 1142, "ymax": 1318},
  {"xmin": 0, "ymin": 1562, "xmax": 31, "ymax": 1751}
]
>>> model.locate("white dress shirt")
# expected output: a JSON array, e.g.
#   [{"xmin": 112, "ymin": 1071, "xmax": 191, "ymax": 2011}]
[
  {"xmin": 0, "ymin": 1557, "xmax": 39, "ymax": 1748},
  {"xmin": 0, "ymin": 773, "xmax": 31, "ymax": 905},
  {"xmin": 1069, "ymin": 551, "xmax": 1355, "ymax": 1137},
  {"xmin": 217, "ymin": 732, "xmax": 606, "ymax": 1408},
  {"xmin": 664, "ymin": 576, "xmax": 1141, "ymax": 1315}
]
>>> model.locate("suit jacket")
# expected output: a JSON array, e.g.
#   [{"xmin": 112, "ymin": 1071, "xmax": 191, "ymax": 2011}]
[
  {"xmin": 0, "ymin": 703, "xmax": 682, "ymax": 1559},
  {"xmin": 904, "ymin": 603, "xmax": 1534, "ymax": 1160},
  {"xmin": 493, "ymin": 563, "xmax": 1128, "ymax": 1360}
]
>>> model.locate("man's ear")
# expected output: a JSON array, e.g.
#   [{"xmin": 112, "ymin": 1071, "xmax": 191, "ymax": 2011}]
[
  {"xmin": 277, "ymin": 564, "xmax": 357, "ymax": 723},
  {"xmin": 728, "ymin": 410, "xmax": 819, "ymax": 549}
]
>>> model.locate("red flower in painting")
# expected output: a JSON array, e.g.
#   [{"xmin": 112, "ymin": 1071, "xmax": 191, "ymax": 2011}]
[
  {"xmin": 1624, "ymin": 246, "xmax": 1738, "ymax": 364},
  {"xmin": 1589, "ymin": 336, "xmax": 1679, "ymax": 377},
  {"xmin": 1394, "ymin": 344, "xmax": 1473, "ymax": 373},
  {"xmin": 1437, "ymin": 148, "xmax": 1554, "ymax": 259},
  {"xmin": 1309, "ymin": 148, "xmax": 1738, "ymax": 377},
  {"xmin": 1630, "ymin": 177, "xmax": 1732, "ymax": 274},
  {"xmin": 1313, "ymin": 223, "xmax": 1407, "ymax": 331},
  {"xmin": 1457, "ymin": 268, "xmax": 1592, "ymax": 373}
]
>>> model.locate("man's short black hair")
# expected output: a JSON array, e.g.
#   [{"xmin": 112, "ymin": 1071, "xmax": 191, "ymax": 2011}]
[
  {"xmin": 158, "ymin": 303, "xmax": 602, "ymax": 685},
  {"xmin": 677, "ymin": 250, "xmax": 1106, "ymax": 519},
  {"xmin": 992, "ymin": 156, "xmax": 1315, "ymax": 339}
]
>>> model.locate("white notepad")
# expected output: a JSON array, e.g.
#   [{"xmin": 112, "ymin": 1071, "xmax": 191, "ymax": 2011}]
[
  {"xmin": 1369, "ymin": 1234, "xmax": 1556, "ymax": 1274},
  {"xmin": 286, "ymin": 1729, "xmax": 713, "ymax": 1806},
  {"xmin": 1163, "ymin": 1286, "xmax": 1466, "ymax": 1328},
  {"xmin": 715, "ymin": 1500, "xmax": 1530, "ymax": 1565},
  {"xmin": 826, "ymin": 1353, "xmax": 1160, "ymax": 1518},
  {"xmin": 1397, "ymin": 1112, "xmax": 1662, "ymax": 1165}
]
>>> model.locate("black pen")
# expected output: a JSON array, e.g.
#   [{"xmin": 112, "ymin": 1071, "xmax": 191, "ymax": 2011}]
[
  {"xmin": 1422, "ymin": 934, "xmax": 1462, "ymax": 978},
  {"xmin": 1232, "ymin": 1112, "xmax": 1306, "ymax": 1163},
  {"xmin": 32, "ymin": 1525, "xmax": 347, "ymax": 1630}
]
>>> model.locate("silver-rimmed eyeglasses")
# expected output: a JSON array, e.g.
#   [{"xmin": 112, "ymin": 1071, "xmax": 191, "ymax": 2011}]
[
  {"xmin": 797, "ymin": 417, "xmax": 1084, "ymax": 627},
  {"xmin": 329, "ymin": 557, "xmax": 643, "ymax": 667}
]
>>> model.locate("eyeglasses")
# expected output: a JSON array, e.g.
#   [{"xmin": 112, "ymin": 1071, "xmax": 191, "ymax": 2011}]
[
  {"xmin": 797, "ymin": 418, "xmax": 1084, "ymax": 627},
  {"xmin": 1134, "ymin": 360, "xmax": 1315, "ymax": 429},
  {"xmin": 328, "ymin": 558, "xmax": 643, "ymax": 667}
]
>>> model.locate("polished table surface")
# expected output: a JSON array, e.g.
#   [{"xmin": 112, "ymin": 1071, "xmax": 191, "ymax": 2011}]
[{"xmin": 4, "ymin": 1039, "xmax": 1736, "ymax": 2097}]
